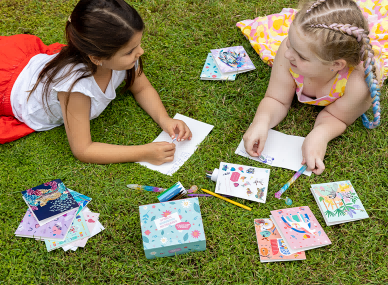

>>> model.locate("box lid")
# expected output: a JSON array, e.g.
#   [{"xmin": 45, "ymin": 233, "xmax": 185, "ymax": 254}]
[{"xmin": 139, "ymin": 197, "xmax": 205, "ymax": 249}]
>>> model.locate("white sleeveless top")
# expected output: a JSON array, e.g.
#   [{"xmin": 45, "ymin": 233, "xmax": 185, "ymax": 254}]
[{"xmin": 10, "ymin": 53, "xmax": 130, "ymax": 131}]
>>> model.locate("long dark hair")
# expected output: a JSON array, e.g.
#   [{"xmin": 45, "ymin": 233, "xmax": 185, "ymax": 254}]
[{"xmin": 29, "ymin": 0, "xmax": 144, "ymax": 115}]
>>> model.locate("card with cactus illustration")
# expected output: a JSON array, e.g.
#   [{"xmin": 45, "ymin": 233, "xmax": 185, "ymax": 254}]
[
  {"xmin": 254, "ymin": 218, "xmax": 306, "ymax": 262},
  {"xmin": 310, "ymin": 180, "xmax": 369, "ymax": 226},
  {"xmin": 139, "ymin": 197, "xmax": 206, "ymax": 259},
  {"xmin": 215, "ymin": 162, "xmax": 270, "ymax": 203}
]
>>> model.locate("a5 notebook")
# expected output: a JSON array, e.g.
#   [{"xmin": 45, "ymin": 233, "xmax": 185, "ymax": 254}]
[
  {"xmin": 254, "ymin": 218, "xmax": 306, "ymax": 262},
  {"xmin": 310, "ymin": 180, "xmax": 369, "ymax": 226},
  {"xmin": 21, "ymin": 179, "xmax": 79, "ymax": 226},
  {"xmin": 200, "ymin": 53, "xmax": 236, "ymax": 81},
  {"xmin": 210, "ymin": 46, "xmax": 256, "ymax": 75},
  {"xmin": 270, "ymin": 206, "xmax": 331, "ymax": 252},
  {"xmin": 215, "ymin": 162, "xmax": 270, "ymax": 203},
  {"xmin": 14, "ymin": 208, "xmax": 77, "ymax": 240}
]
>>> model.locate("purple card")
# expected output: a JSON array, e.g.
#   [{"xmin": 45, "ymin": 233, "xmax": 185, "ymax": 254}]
[{"xmin": 15, "ymin": 208, "xmax": 77, "ymax": 240}]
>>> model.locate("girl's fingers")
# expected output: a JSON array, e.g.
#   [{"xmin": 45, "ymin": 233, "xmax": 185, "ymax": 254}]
[
  {"xmin": 257, "ymin": 138, "xmax": 266, "ymax": 156},
  {"xmin": 314, "ymin": 159, "xmax": 325, "ymax": 175}
]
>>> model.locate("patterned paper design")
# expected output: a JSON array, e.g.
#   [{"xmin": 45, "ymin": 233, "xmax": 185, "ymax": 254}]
[
  {"xmin": 139, "ymin": 197, "xmax": 206, "ymax": 259},
  {"xmin": 270, "ymin": 206, "xmax": 331, "ymax": 251},
  {"xmin": 44, "ymin": 211, "xmax": 91, "ymax": 251},
  {"xmin": 21, "ymin": 179, "xmax": 79, "ymax": 225},
  {"xmin": 310, "ymin": 180, "xmax": 369, "ymax": 225},
  {"xmin": 67, "ymin": 189, "xmax": 92, "ymax": 214},
  {"xmin": 236, "ymin": 1, "xmax": 387, "ymax": 82},
  {"xmin": 254, "ymin": 218, "xmax": 306, "ymax": 262},
  {"xmin": 215, "ymin": 162, "xmax": 270, "ymax": 203},
  {"xmin": 200, "ymin": 53, "xmax": 236, "ymax": 80},
  {"xmin": 15, "ymin": 208, "xmax": 77, "ymax": 240}
]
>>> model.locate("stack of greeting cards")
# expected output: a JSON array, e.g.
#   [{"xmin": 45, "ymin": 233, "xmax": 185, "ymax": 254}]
[
  {"xmin": 310, "ymin": 180, "xmax": 369, "ymax": 226},
  {"xmin": 254, "ymin": 218, "xmax": 306, "ymax": 262},
  {"xmin": 215, "ymin": 162, "xmax": 270, "ymax": 203},
  {"xmin": 15, "ymin": 179, "xmax": 104, "ymax": 252},
  {"xmin": 200, "ymin": 46, "xmax": 255, "ymax": 80},
  {"xmin": 269, "ymin": 206, "xmax": 331, "ymax": 253}
]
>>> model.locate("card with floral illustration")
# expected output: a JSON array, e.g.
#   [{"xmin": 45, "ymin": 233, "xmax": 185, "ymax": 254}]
[
  {"xmin": 63, "ymin": 208, "xmax": 100, "ymax": 248},
  {"xmin": 200, "ymin": 53, "xmax": 236, "ymax": 80},
  {"xmin": 215, "ymin": 162, "xmax": 270, "ymax": 203},
  {"xmin": 210, "ymin": 46, "xmax": 255, "ymax": 74},
  {"xmin": 15, "ymin": 208, "xmax": 77, "ymax": 240},
  {"xmin": 139, "ymin": 197, "xmax": 206, "ymax": 259},
  {"xmin": 44, "ymin": 211, "xmax": 91, "ymax": 251},
  {"xmin": 254, "ymin": 218, "xmax": 306, "ymax": 262},
  {"xmin": 270, "ymin": 206, "xmax": 331, "ymax": 253},
  {"xmin": 21, "ymin": 179, "xmax": 79, "ymax": 226},
  {"xmin": 310, "ymin": 180, "xmax": 369, "ymax": 226}
]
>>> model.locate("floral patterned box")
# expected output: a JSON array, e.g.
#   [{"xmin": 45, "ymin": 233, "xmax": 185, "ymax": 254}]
[{"xmin": 139, "ymin": 197, "xmax": 206, "ymax": 259}]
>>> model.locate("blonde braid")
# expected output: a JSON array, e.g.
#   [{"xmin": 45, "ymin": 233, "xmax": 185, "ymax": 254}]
[
  {"xmin": 310, "ymin": 23, "xmax": 381, "ymax": 128},
  {"xmin": 306, "ymin": 0, "xmax": 327, "ymax": 13},
  {"xmin": 360, "ymin": 37, "xmax": 381, "ymax": 128}
]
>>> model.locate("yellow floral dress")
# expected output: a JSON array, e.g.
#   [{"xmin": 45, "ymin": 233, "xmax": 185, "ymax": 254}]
[{"xmin": 236, "ymin": 1, "xmax": 388, "ymax": 99}]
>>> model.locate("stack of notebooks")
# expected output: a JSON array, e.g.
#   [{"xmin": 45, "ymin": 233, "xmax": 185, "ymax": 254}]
[
  {"xmin": 254, "ymin": 206, "xmax": 331, "ymax": 262},
  {"xmin": 15, "ymin": 179, "xmax": 104, "ymax": 252},
  {"xmin": 200, "ymin": 46, "xmax": 256, "ymax": 81}
]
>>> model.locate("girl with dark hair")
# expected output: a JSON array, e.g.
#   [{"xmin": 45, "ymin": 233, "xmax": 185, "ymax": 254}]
[{"xmin": 0, "ymin": 0, "xmax": 191, "ymax": 165}]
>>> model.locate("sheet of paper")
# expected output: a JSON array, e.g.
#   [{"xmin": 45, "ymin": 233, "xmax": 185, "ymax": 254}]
[
  {"xmin": 138, "ymin": 114, "xmax": 214, "ymax": 175},
  {"xmin": 215, "ymin": 162, "xmax": 270, "ymax": 203},
  {"xmin": 235, "ymin": 129, "xmax": 312, "ymax": 176}
]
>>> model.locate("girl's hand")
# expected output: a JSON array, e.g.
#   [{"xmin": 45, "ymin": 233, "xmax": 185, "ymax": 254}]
[
  {"xmin": 301, "ymin": 133, "xmax": 327, "ymax": 175},
  {"xmin": 143, "ymin": 142, "xmax": 176, "ymax": 165},
  {"xmin": 243, "ymin": 123, "xmax": 269, "ymax": 157},
  {"xmin": 161, "ymin": 118, "xmax": 192, "ymax": 142}
]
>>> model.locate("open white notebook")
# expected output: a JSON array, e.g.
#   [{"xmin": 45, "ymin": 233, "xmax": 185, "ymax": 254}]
[
  {"xmin": 235, "ymin": 129, "xmax": 312, "ymax": 176},
  {"xmin": 138, "ymin": 113, "xmax": 214, "ymax": 176}
]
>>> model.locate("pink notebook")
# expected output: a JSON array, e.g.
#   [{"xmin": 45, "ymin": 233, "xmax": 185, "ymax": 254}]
[
  {"xmin": 270, "ymin": 206, "xmax": 331, "ymax": 252},
  {"xmin": 254, "ymin": 218, "xmax": 306, "ymax": 262}
]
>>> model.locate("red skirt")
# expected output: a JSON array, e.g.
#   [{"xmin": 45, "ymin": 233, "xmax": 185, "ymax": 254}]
[{"xmin": 0, "ymin": 34, "xmax": 66, "ymax": 144}]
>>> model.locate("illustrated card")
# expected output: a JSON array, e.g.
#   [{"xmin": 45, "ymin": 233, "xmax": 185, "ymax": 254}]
[
  {"xmin": 254, "ymin": 218, "xmax": 306, "ymax": 262},
  {"xmin": 215, "ymin": 162, "xmax": 270, "ymax": 203},
  {"xmin": 44, "ymin": 211, "xmax": 91, "ymax": 251},
  {"xmin": 310, "ymin": 180, "xmax": 369, "ymax": 226},
  {"xmin": 210, "ymin": 46, "xmax": 256, "ymax": 74},
  {"xmin": 270, "ymin": 206, "xmax": 331, "ymax": 252},
  {"xmin": 200, "ymin": 53, "xmax": 236, "ymax": 80}
]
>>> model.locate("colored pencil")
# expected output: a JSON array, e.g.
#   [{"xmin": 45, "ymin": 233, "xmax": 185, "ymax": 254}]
[
  {"xmin": 201, "ymin": 189, "xmax": 252, "ymax": 211},
  {"xmin": 274, "ymin": 164, "xmax": 308, "ymax": 199}
]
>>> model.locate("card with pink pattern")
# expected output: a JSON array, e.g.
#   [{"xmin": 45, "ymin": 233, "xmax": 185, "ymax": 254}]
[
  {"xmin": 254, "ymin": 218, "xmax": 306, "ymax": 262},
  {"xmin": 270, "ymin": 206, "xmax": 331, "ymax": 253},
  {"xmin": 215, "ymin": 162, "xmax": 270, "ymax": 203}
]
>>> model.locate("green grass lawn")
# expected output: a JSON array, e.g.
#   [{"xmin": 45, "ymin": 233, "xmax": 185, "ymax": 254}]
[{"xmin": 1, "ymin": 0, "xmax": 387, "ymax": 284}]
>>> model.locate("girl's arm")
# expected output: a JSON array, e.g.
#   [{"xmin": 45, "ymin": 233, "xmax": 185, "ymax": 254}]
[
  {"xmin": 243, "ymin": 39, "xmax": 296, "ymax": 156},
  {"xmin": 129, "ymin": 72, "xmax": 191, "ymax": 142},
  {"xmin": 302, "ymin": 70, "xmax": 371, "ymax": 174},
  {"xmin": 58, "ymin": 91, "xmax": 176, "ymax": 165}
]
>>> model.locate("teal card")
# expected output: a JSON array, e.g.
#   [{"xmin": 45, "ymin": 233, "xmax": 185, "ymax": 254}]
[{"xmin": 200, "ymin": 53, "xmax": 236, "ymax": 81}]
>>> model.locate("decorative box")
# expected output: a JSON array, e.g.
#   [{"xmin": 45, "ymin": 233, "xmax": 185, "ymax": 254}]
[{"xmin": 139, "ymin": 197, "xmax": 206, "ymax": 259}]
